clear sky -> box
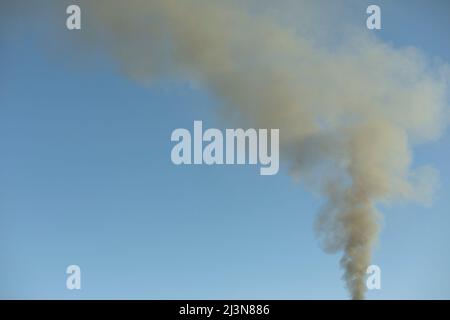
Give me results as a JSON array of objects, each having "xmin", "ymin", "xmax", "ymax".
[{"xmin": 1, "ymin": 0, "xmax": 450, "ymax": 299}]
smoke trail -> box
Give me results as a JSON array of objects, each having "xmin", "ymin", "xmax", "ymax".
[{"xmin": 81, "ymin": 0, "xmax": 448, "ymax": 298}]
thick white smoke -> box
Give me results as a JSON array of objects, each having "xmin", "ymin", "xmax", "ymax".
[{"xmin": 81, "ymin": 0, "xmax": 449, "ymax": 299}]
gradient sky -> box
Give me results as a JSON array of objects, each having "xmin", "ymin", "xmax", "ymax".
[{"xmin": 1, "ymin": 0, "xmax": 450, "ymax": 299}]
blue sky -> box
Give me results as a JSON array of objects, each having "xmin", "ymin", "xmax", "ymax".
[{"xmin": 1, "ymin": 0, "xmax": 450, "ymax": 299}]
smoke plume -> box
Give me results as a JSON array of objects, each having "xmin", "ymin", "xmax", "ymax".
[{"xmin": 80, "ymin": 0, "xmax": 448, "ymax": 299}]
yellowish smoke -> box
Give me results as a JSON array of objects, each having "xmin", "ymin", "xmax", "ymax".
[{"xmin": 81, "ymin": 0, "xmax": 449, "ymax": 299}]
